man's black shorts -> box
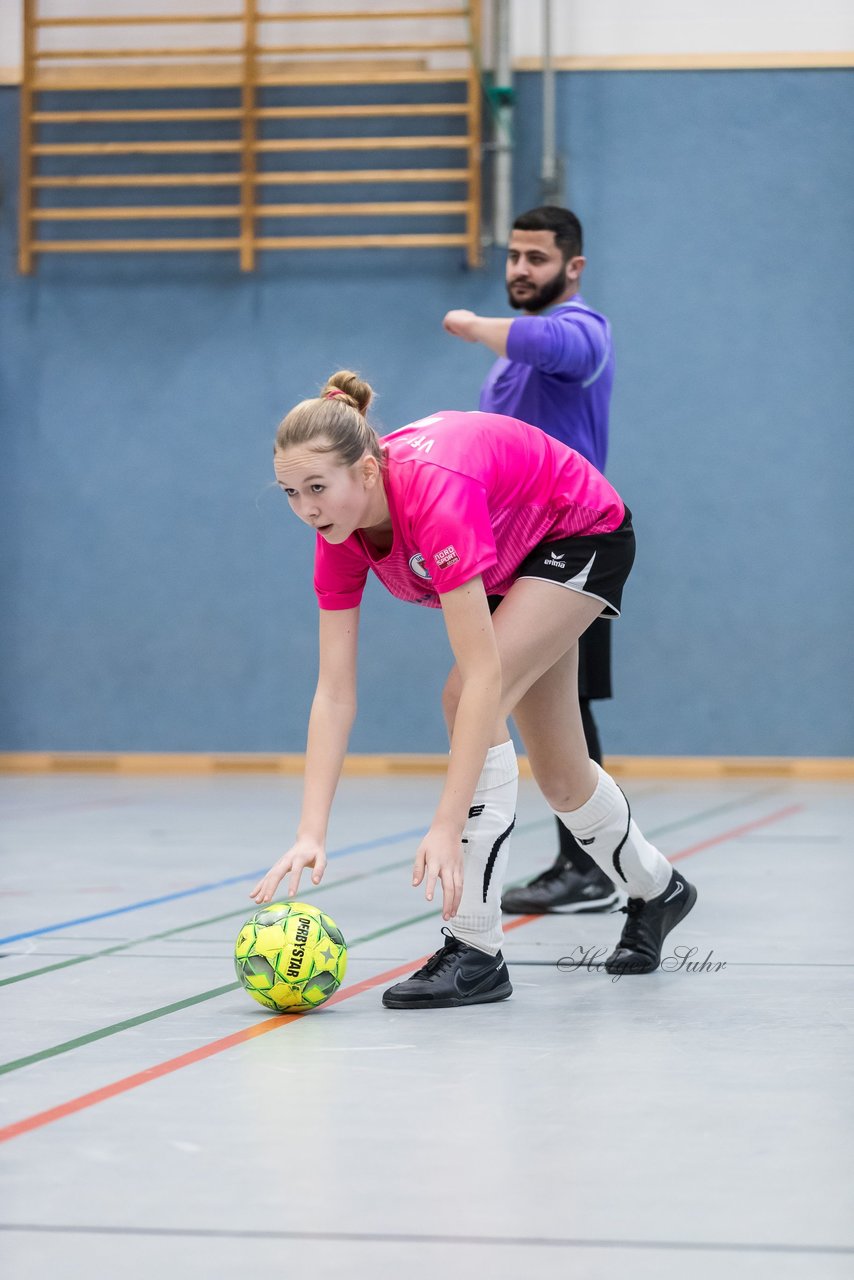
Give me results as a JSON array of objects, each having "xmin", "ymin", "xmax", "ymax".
[{"xmin": 486, "ymin": 508, "xmax": 635, "ymax": 698}]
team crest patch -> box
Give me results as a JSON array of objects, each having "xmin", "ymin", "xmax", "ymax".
[
  {"xmin": 409, "ymin": 553, "xmax": 432, "ymax": 581},
  {"xmin": 434, "ymin": 545, "xmax": 460, "ymax": 569}
]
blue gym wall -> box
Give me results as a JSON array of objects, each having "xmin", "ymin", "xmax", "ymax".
[{"xmin": 2, "ymin": 70, "xmax": 853, "ymax": 755}]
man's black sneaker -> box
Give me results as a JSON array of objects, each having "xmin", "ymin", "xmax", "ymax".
[
  {"xmin": 501, "ymin": 859, "xmax": 619, "ymax": 915},
  {"xmin": 382, "ymin": 930, "xmax": 512, "ymax": 1009},
  {"xmin": 604, "ymin": 869, "xmax": 698, "ymax": 974}
]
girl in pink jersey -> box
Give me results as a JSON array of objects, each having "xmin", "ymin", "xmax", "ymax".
[{"xmin": 251, "ymin": 370, "xmax": 697, "ymax": 1007}]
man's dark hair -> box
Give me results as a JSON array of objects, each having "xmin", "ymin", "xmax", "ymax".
[{"xmin": 512, "ymin": 206, "xmax": 583, "ymax": 260}]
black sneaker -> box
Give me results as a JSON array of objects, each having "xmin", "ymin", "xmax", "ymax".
[
  {"xmin": 501, "ymin": 859, "xmax": 619, "ymax": 915},
  {"xmin": 382, "ymin": 930, "xmax": 513, "ymax": 1009},
  {"xmin": 604, "ymin": 869, "xmax": 698, "ymax": 974}
]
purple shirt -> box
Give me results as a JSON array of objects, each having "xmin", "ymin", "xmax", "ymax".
[{"xmin": 478, "ymin": 295, "xmax": 614, "ymax": 473}]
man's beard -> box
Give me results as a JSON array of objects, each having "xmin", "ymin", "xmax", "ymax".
[{"xmin": 506, "ymin": 264, "xmax": 568, "ymax": 312}]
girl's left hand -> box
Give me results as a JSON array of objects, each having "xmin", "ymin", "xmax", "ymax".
[{"xmin": 412, "ymin": 824, "xmax": 464, "ymax": 920}]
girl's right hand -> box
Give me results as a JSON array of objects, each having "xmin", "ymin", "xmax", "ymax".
[{"xmin": 249, "ymin": 837, "xmax": 327, "ymax": 905}]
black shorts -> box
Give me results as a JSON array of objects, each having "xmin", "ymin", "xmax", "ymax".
[{"xmin": 515, "ymin": 507, "xmax": 635, "ymax": 618}]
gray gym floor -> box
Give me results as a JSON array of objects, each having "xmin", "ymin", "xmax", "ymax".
[{"xmin": 1, "ymin": 772, "xmax": 852, "ymax": 1279}]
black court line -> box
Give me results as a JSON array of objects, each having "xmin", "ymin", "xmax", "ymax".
[
  {"xmin": 0, "ymin": 1223, "xmax": 850, "ymax": 1256},
  {"xmin": 710, "ymin": 961, "xmax": 854, "ymax": 968},
  {"xmin": 504, "ymin": 959, "xmax": 854, "ymax": 969},
  {"xmin": 0, "ymin": 799, "xmax": 814, "ymax": 1141}
]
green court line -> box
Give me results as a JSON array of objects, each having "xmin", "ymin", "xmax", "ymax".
[
  {"xmin": 0, "ymin": 816, "xmax": 555, "ymax": 989},
  {"xmin": 640, "ymin": 786, "xmax": 779, "ymax": 838},
  {"xmin": 0, "ymin": 901, "xmax": 460, "ymax": 1078},
  {"xmin": 0, "ymin": 855, "xmax": 414, "ymax": 989},
  {"xmin": 0, "ymin": 788, "xmax": 779, "ymax": 1079},
  {"xmin": 0, "ymin": 789, "xmax": 770, "ymax": 991},
  {"xmin": 0, "ymin": 985, "xmax": 241, "ymax": 1077},
  {"xmin": 0, "ymin": 788, "xmax": 763, "ymax": 1080},
  {"xmin": 0, "ymin": 789, "xmax": 783, "ymax": 1078}
]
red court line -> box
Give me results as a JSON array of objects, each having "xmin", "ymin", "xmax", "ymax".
[
  {"xmin": 0, "ymin": 803, "xmax": 802, "ymax": 1145},
  {"xmin": 669, "ymin": 803, "xmax": 803, "ymax": 862},
  {"xmin": 0, "ymin": 957, "xmax": 427, "ymax": 1145}
]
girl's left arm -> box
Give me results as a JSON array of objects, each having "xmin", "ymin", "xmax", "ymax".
[{"xmin": 413, "ymin": 575, "xmax": 502, "ymax": 918}]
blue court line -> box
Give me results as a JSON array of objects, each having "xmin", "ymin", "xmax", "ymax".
[{"xmin": 0, "ymin": 827, "xmax": 426, "ymax": 946}]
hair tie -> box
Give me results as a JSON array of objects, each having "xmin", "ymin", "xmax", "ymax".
[{"xmin": 323, "ymin": 389, "xmax": 350, "ymax": 401}]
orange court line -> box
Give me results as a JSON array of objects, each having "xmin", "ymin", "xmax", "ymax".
[
  {"xmin": 669, "ymin": 804, "xmax": 803, "ymax": 862},
  {"xmin": 0, "ymin": 804, "xmax": 802, "ymax": 1144},
  {"xmin": 0, "ymin": 956, "xmax": 427, "ymax": 1145},
  {"xmin": 0, "ymin": 921, "xmax": 537, "ymax": 1145}
]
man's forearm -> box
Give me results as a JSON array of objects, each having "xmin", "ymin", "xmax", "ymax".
[
  {"xmin": 443, "ymin": 309, "xmax": 513, "ymax": 357},
  {"xmin": 467, "ymin": 316, "xmax": 513, "ymax": 357}
]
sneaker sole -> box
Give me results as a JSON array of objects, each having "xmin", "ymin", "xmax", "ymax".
[
  {"xmin": 501, "ymin": 891, "xmax": 620, "ymax": 916},
  {"xmin": 382, "ymin": 981, "xmax": 513, "ymax": 1010},
  {"xmin": 604, "ymin": 882, "xmax": 698, "ymax": 975}
]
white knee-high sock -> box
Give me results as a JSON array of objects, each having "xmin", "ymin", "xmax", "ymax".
[
  {"xmin": 555, "ymin": 762, "xmax": 672, "ymax": 900},
  {"xmin": 450, "ymin": 740, "xmax": 518, "ymax": 956}
]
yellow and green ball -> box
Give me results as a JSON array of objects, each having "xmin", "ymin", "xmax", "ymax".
[{"xmin": 234, "ymin": 902, "xmax": 347, "ymax": 1013}]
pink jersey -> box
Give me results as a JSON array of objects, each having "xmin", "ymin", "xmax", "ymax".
[{"xmin": 314, "ymin": 410, "xmax": 625, "ymax": 610}]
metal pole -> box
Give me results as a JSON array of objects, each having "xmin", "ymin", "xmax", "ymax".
[
  {"xmin": 540, "ymin": 0, "xmax": 562, "ymax": 204},
  {"xmin": 492, "ymin": 0, "xmax": 513, "ymax": 244}
]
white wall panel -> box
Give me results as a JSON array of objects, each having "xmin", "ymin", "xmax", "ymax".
[
  {"xmin": 3, "ymin": 0, "xmax": 854, "ymax": 82},
  {"xmin": 511, "ymin": 0, "xmax": 854, "ymax": 61}
]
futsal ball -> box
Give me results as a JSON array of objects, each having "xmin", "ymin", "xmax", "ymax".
[{"xmin": 234, "ymin": 902, "xmax": 347, "ymax": 1013}]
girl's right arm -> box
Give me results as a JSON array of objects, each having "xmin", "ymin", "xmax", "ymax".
[{"xmin": 250, "ymin": 607, "xmax": 360, "ymax": 904}]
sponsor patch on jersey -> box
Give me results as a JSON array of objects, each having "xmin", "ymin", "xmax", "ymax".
[
  {"xmin": 409, "ymin": 553, "xmax": 432, "ymax": 581},
  {"xmin": 434, "ymin": 545, "xmax": 460, "ymax": 569}
]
